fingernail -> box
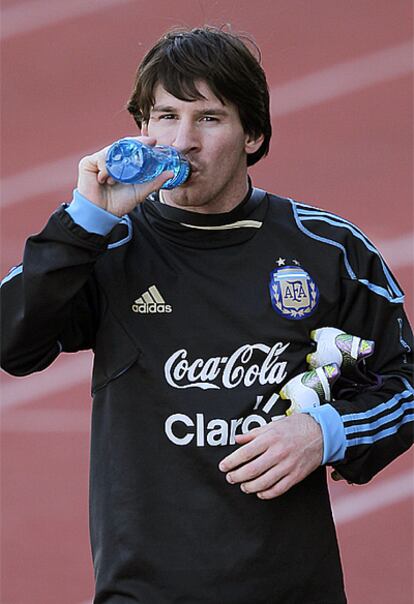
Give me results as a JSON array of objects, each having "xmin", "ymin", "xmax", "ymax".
[
  {"xmin": 240, "ymin": 484, "xmax": 248, "ymax": 493},
  {"xmin": 219, "ymin": 462, "xmax": 227, "ymax": 472},
  {"xmin": 226, "ymin": 474, "xmax": 234, "ymax": 484}
]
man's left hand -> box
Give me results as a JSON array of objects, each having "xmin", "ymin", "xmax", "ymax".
[{"xmin": 218, "ymin": 413, "xmax": 323, "ymax": 500}]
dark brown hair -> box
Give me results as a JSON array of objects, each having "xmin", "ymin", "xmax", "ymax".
[{"xmin": 127, "ymin": 26, "xmax": 271, "ymax": 166}]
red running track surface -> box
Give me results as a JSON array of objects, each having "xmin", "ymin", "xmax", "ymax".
[{"xmin": 1, "ymin": 1, "xmax": 413, "ymax": 602}]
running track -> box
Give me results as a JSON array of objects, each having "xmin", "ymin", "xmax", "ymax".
[{"xmin": 1, "ymin": 1, "xmax": 413, "ymax": 603}]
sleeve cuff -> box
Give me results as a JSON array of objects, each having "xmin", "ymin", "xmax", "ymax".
[
  {"xmin": 303, "ymin": 404, "xmax": 347, "ymax": 465},
  {"xmin": 65, "ymin": 189, "xmax": 122, "ymax": 235}
]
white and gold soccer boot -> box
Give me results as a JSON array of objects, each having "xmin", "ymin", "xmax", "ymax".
[
  {"xmin": 280, "ymin": 363, "xmax": 340, "ymax": 415},
  {"xmin": 306, "ymin": 327, "xmax": 375, "ymax": 372}
]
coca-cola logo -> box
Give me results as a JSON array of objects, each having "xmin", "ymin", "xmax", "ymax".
[{"xmin": 164, "ymin": 342, "xmax": 290, "ymax": 390}]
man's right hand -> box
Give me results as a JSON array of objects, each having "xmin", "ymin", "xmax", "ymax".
[{"xmin": 77, "ymin": 136, "xmax": 174, "ymax": 217}]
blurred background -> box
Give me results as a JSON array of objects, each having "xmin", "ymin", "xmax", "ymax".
[{"xmin": 1, "ymin": 1, "xmax": 413, "ymax": 602}]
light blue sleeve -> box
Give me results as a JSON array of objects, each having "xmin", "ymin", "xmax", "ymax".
[
  {"xmin": 65, "ymin": 189, "xmax": 122, "ymax": 235},
  {"xmin": 304, "ymin": 404, "xmax": 347, "ymax": 464}
]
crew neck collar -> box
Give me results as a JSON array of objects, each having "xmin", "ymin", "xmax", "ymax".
[
  {"xmin": 148, "ymin": 181, "xmax": 262, "ymax": 227},
  {"xmin": 141, "ymin": 182, "xmax": 268, "ymax": 249}
]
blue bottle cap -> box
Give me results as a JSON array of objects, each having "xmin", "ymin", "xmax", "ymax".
[{"xmin": 106, "ymin": 138, "xmax": 144, "ymax": 184}]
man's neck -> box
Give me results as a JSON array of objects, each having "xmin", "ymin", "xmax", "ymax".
[{"xmin": 159, "ymin": 177, "xmax": 250, "ymax": 214}]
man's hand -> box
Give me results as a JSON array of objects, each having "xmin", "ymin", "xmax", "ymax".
[
  {"xmin": 77, "ymin": 136, "xmax": 173, "ymax": 217},
  {"xmin": 218, "ymin": 414, "xmax": 323, "ymax": 500}
]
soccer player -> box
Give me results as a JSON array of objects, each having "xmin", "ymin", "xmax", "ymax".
[{"xmin": 1, "ymin": 26, "xmax": 413, "ymax": 603}]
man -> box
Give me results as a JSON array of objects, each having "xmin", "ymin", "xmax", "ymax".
[{"xmin": 1, "ymin": 26, "xmax": 413, "ymax": 604}]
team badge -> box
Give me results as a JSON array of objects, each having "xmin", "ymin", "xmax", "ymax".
[{"xmin": 269, "ymin": 263, "xmax": 319, "ymax": 320}]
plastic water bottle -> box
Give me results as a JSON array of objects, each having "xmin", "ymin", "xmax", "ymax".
[{"xmin": 106, "ymin": 138, "xmax": 191, "ymax": 190}]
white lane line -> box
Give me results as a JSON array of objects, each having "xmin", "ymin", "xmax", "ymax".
[
  {"xmin": 1, "ymin": 409, "xmax": 91, "ymax": 432},
  {"xmin": 1, "ymin": 351, "xmax": 92, "ymax": 410},
  {"xmin": 1, "ymin": 151, "xmax": 93, "ymax": 209},
  {"xmin": 0, "ymin": 145, "xmax": 92, "ymax": 210},
  {"xmin": 1, "ymin": 41, "xmax": 412, "ymax": 210},
  {"xmin": 271, "ymin": 41, "xmax": 413, "ymax": 116},
  {"xmin": 378, "ymin": 233, "xmax": 414, "ymax": 270},
  {"xmin": 1, "ymin": 0, "xmax": 135, "ymax": 40},
  {"xmin": 374, "ymin": 234, "xmax": 413, "ymax": 270},
  {"xmin": 332, "ymin": 469, "xmax": 414, "ymax": 525}
]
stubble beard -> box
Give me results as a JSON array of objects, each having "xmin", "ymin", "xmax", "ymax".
[{"xmin": 162, "ymin": 164, "xmax": 249, "ymax": 214}]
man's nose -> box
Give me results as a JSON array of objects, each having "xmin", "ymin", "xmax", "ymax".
[{"xmin": 172, "ymin": 120, "xmax": 200, "ymax": 155}]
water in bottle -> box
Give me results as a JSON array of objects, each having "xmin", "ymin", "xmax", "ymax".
[{"xmin": 106, "ymin": 138, "xmax": 191, "ymax": 189}]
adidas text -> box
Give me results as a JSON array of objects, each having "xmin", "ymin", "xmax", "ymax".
[
  {"xmin": 132, "ymin": 303, "xmax": 172, "ymax": 314},
  {"xmin": 132, "ymin": 285, "xmax": 172, "ymax": 314}
]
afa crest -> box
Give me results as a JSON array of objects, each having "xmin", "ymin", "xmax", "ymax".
[{"xmin": 269, "ymin": 265, "xmax": 319, "ymax": 320}]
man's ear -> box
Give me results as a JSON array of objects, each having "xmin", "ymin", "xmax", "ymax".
[{"xmin": 245, "ymin": 132, "xmax": 265, "ymax": 156}]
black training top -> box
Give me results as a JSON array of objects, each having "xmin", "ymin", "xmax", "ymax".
[{"xmin": 1, "ymin": 188, "xmax": 413, "ymax": 603}]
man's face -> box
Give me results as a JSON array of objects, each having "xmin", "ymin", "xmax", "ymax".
[{"xmin": 142, "ymin": 81, "xmax": 263, "ymax": 213}]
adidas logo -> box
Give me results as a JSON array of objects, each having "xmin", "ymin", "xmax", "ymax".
[{"xmin": 132, "ymin": 285, "xmax": 172, "ymax": 314}]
